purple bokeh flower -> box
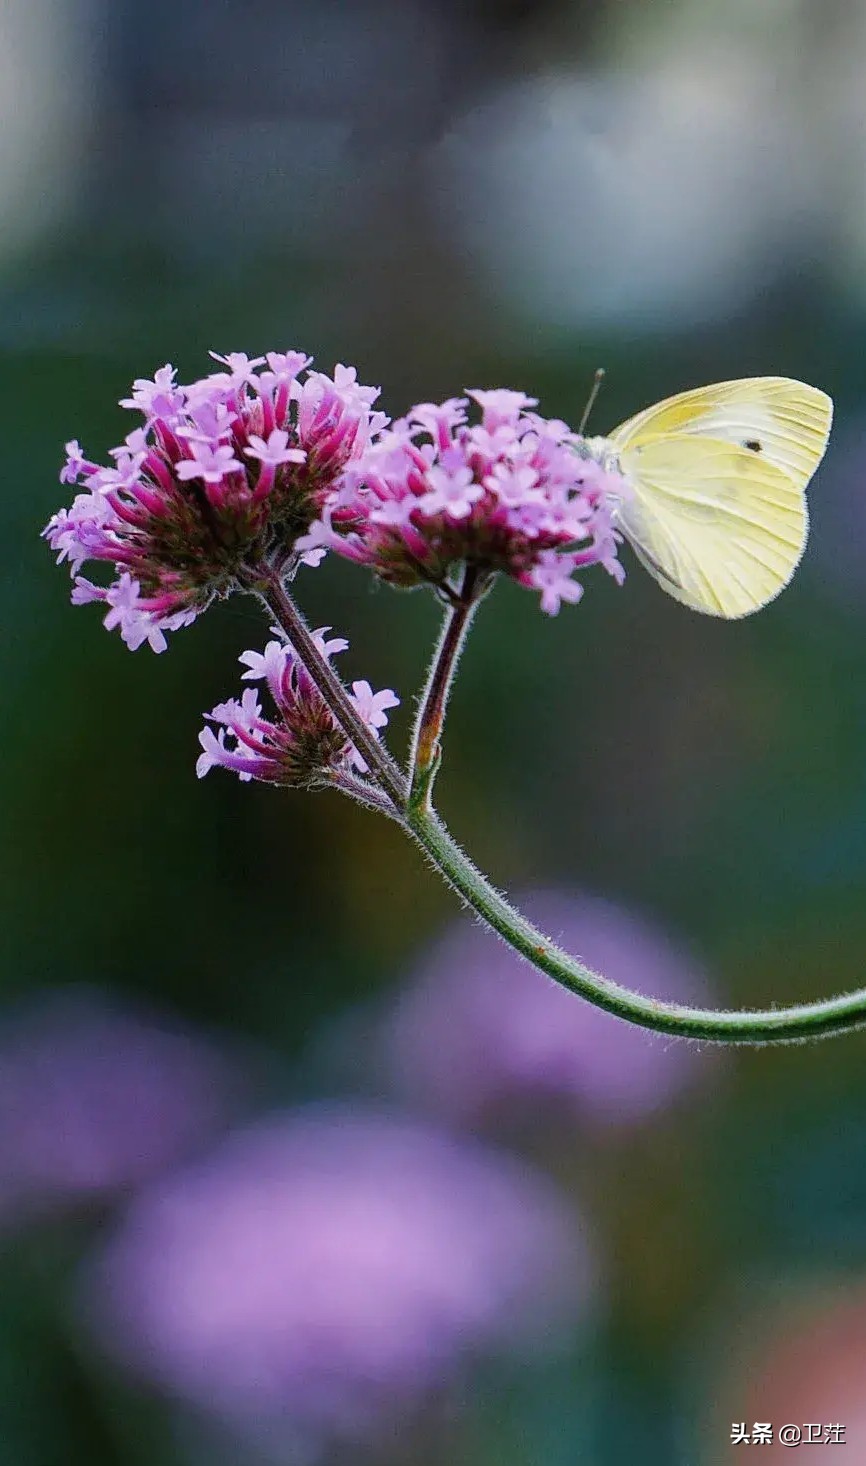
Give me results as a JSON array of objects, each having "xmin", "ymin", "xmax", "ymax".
[
  {"xmin": 43, "ymin": 353, "xmax": 386, "ymax": 652},
  {"xmin": 380, "ymin": 890, "xmax": 716, "ymax": 1128},
  {"xmin": 803, "ymin": 414, "xmax": 866, "ymax": 610},
  {"xmin": 0, "ymin": 991, "xmax": 236, "ymax": 1227},
  {"xmin": 297, "ymin": 390, "xmax": 628, "ymax": 613},
  {"xmin": 79, "ymin": 1106, "xmax": 594, "ymax": 1441},
  {"xmin": 196, "ymin": 629, "xmax": 399, "ymax": 786}
]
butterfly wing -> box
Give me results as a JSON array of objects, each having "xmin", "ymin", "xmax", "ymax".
[
  {"xmin": 607, "ymin": 378, "xmax": 831, "ymax": 617},
  {"xmin": 611, "ymin": 435, "xmax": 808, "ymax": 618},
  {"xmin": 611, "ymin": 377, "xmax": 832, "ymax": 493}
]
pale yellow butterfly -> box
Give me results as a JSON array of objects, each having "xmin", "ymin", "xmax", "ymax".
[{"xmin": 593, "ymin": 378, "xmax": 833, "ymax": 618}]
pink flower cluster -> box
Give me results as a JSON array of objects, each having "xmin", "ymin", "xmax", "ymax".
[
  {"xmin": 298, "ymin": 389, "xmax": 628, "ymax": 613},
  {"xmin": 197, "ymin": 629, "xmax": 399, "ymax": 788},
  {"xmin": 43, "ymin": 353, "xmax": 387, "ymax": 652},
  {"xmin": 81, "ymin": 1108, "xmax": 590, "ymax": 1439}
]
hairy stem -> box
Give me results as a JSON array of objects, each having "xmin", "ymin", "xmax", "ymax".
[
  {"xmin": 324, "ymin": 769, "xmax": 403, "ymax": 821},
  {"xmin": 409, "ymin": 566, "xmax": 486, "ymax": 812},
  {"xmin": 260, "ymin": 570, "xmax": 866, "ymax": 1044},
  {"xmin": 404, "ymin": 804, "xmax": 866, "ymax": 1044},
  {"xmin": 260, "ymin": 573, "xmax": 407, "ymax": 810}
]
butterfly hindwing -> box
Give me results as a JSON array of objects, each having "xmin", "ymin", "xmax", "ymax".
[{"xmin": 612, "ymin": 434, "xmax": 809, "ymax": 618}]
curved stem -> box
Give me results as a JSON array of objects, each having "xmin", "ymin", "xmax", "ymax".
[
  {"xmin": 259, "ymin": 571, "xmax": 866, "ymax": 1045},
  {"xmin": 260, "ymin": 574, "xmax": 407, "ymax": 810},
  {"xmin": 409, "ymin": 566, "xmax": 485, "ymax": 813},
  {"xmin": 405, "ymin": 804, "xmax": 866, "ymax": 1044}
]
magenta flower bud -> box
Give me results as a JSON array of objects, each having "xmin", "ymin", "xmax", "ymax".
[
  {"xmin": 43, "ymin": 353, "xmax": 387, "ymax": 651},
  {"xmin": 297, "ymin": 388, "xmax": 629, "ymax": 612}
]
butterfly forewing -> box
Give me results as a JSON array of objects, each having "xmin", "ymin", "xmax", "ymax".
[{"xmin": 610, "ymin": 377, "xmax": 832, "ymax": 494}]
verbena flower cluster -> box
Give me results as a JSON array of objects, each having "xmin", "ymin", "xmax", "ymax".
[
  {"xmin": 43, "ymin": 353, "xmax": 387, "ymax": 652},
  {"xmin": 81, "ymin": 1108, "xmax": 589, "ymax": 1439},
  {"xmin": 298, "ymin": 389, "xmax": 628, "ymax": 614},
  {"xmin": 196, "ymin": 630, "xmax": 399, "ymax": 788},
  {"xmin": 0, "ymin": 991, "xmax": 234, "ymax": 1223},
  {"xmin": 44, "ymin": 361, "xmax": 631, "ymax": 652}
]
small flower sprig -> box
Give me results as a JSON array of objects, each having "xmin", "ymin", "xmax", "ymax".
[
  {"xmin": 196, "ymin": 626, "xmax": 400, "ymax": 817},
  {"xmin": 45, "ymin": 352, "xmax": 866, "ymax": 1046}
]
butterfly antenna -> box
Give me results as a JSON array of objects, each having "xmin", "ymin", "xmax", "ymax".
[{"xmin": 578, "ymin": 367, "xmax": 605, "ymax": 435}]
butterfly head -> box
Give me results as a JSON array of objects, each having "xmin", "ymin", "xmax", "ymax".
[{"xmin": 572, "ymin": 434, "xmax": 633, "ymax": 511}]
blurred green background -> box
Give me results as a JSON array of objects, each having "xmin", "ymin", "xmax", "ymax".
[{"xmin": 5, "ymin": 0, "xmax": 866, "ymax": 1461}]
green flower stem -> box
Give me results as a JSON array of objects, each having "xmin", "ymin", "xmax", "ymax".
[
  {"xmin": 325, "ymin": 768, "xmax": 404, "ymax": 821},
  {"xmin": 266, "ymin": 572, "xmax": 866, "ymax": 1046},
  {"xmin": 408, "ymin": 566, "xmax": 485, "ymax": 813},
  {"xmin": 260, "ymin": 574, "xmax": 408, "ymax": 811},
  {"xmin": 404, "ymin": 804, "xmax": 866, "ymax": 1044}
]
